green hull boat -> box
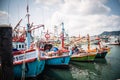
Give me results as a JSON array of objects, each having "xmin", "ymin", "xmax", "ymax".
[{"xmin": 71, "ymin": 53, "xmax": 96, "ymax": 61}]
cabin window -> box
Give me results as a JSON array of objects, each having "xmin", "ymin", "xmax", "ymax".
[
  {"xmin": 22, "ymin": 45, "xmax": 24, "ymax": 48},
  {"xmin": 19, "ymin": 45, "xmax": 21, "ymax": 48},
  {"xmin": 16, "ymin": 45, "xmax": 18, "ymax": 48}
]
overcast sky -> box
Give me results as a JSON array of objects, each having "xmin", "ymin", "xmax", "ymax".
[{"xmin": 0, "ymin": 0, "xmax": 120, "ymax": 36}]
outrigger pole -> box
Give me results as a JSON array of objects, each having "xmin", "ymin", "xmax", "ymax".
[
  {"xmin": 87, "ymin": 34, "xmax": 90, "ymax": 52},
  {"xmin": 61, "ymin": 22, "xmax": 64, "ymax": 48}
]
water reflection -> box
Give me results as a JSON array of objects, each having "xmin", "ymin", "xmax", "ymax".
[
  {"xmin": 70, "ymin": 45, "xmax": 120, "ymax": 80},
  {"xmin": 105, "ymin": 45, "xmax": 120, "ymax": 80},
  {"xmin": 39, "ymin": 66, "xmax": 74, "ymax": 80},
  {"xmin": 69, "ymin": 62, "xmax": 97, "ymax": 80},
  {"xmin": 69, "ymin": 59, "xmax": 107, "ymax": 80}
]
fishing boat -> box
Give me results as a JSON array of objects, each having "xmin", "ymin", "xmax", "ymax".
[
  {"xmin": 13, "ymin": 48, "xmax": 45, "ymax": 77},
  {"xmin": 12, "ymin": 5, "xmax": 45, "ymax": 78},
  {"xmin": 70, "ymin": 47, "xmax": 97, "ymax": 61},
  {"xmin": 95, "ymin": 40, "xmax": 110, "ymax": 58},
  {"xmin": 43, "ymin": 23, "xmax": 71, "ymax": 66},
  {"xmin": 108, "ymin": 36, "xmax": 120, "ymax": 45},
  {"xmin": 71, "ymin": 52, "xmax": 96, "ymax": 61},
  {"xmin": 44, "ymin": 48, "xmax": 71, "ymax": 66},
  {"xmin": 70, "ymin": 34, "xmax": 97, "ymax": 62},
  {"xmin": 95, "ymin": 47, "xmax": 110, "ymax": 58},
  {"xmin": 96, "ymin": 51, "xmax": 107, "ymax": 58}
]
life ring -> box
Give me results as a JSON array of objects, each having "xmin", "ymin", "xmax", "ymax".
[{"xmin": 45, "ymin": 33, "xmax": 50, "ymax": 39}]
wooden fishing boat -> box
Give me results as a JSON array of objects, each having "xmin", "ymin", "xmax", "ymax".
[
  {"xmin": 11, "ymin": 5, "xmax": 45, "ymax": 78},
  {"xmin": 44, "ymin": 49, "xmax": 71, "ymax": 66},
  {"xmin": 71, "ymin": 51, "xmax": 96, "ymax": 61},
  {"xmin": 95, "ymin": 40, "xmax": 110, "ymax": 58},
  {"xmin": 95, "ymin": 47, "xmax": 110, "ymax": 58},
  {"xmin": 43, "ymin": 23, "xmax": 71, "ymax": 66},
  {"xmin": 96, "ymin": 51, "xmax": 107, "ymax": 58},
  {"xmin": 13, "ymin": 49, "xmax": 45, "ymax": 77},
  {"xmin": 45, "ymin": 54, "xmax": 71, "ymax": 66},
  {"xmin": 70, "ymin": 34, "xmax": 97, "ymax": 61}
]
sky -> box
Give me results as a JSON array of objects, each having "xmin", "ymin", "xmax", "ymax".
[{"xmin": 0, "ymin": 0, "xmax": 120, "ymax": 36}]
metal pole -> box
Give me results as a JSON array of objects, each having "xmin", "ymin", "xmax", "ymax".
[{"xmin": 0, "ymin": 25, "xmax": 14, "ymax": 80}]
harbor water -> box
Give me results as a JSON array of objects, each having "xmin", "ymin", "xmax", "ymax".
[{"xmin": 38, "ymin": 45, "xmax": 120, "ymax": 80}]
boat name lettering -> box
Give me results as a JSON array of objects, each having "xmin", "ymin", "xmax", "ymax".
[{"xmin": 13, "ymin": 51, "xmax": 36, "ymax": 62}]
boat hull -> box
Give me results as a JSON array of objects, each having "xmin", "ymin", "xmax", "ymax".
[
  {"xmin": 45, "ymin": 55, "xmax": 70, "ymax": 66},
  {"xmin": 14, "ymin": 59, "xmax": 45, "ymax": 77},
  {"xmin": 95, "ymin": 52, "xmax": 107, "ymax": 58},
  {"xmin": 70, "ymin": 53, "xmax": 96, "ymax": 61}
]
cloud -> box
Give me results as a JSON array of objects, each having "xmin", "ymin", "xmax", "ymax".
[
  {"xmin": 0, "ymin": 11, "xmax": 9, "ymax": 24},
  {"xmin": 0, "ymin": 11, "xmax": 8, "ymax": 18},
  {"xmin": 59, "ymin": 0, "xmax": 110, "ymax": 15},
  {"xmin": 35, "ymin": 0, "xmax": 63, "ymax": 6},
  {"xmin": 50, "ymin": 0, "xmax": 120, "ymax": 36}
]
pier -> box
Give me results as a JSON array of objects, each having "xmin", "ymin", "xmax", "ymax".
[{"xmin": 0, "ymin": 25, "xmax": 14, "ymax": 80}]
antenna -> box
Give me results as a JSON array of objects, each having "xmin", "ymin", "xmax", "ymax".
[
  {"xmin": 26, "ymin": 4, "xmax": 30, "ymax": 24},
  {"xmin": 25, "ymin": 0, "xmax": 30, "ymax": 24}
]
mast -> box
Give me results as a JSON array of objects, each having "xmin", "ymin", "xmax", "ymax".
[
  {"xmin": 45, "ymin": 30, "xmax": 50, "ymax": 41},
  {"xmin": 61, "ymin": 22, "xmax": 64, "ymax": 48},
  {"xmin": 87, "ymin": 34, "xmax": 90, "ymax": 51},
  {"xmin": 26, "ymin": 4, "xmax": 31, "ymax": 49},
  {"xmin": 54, "ymin": 25, "xmax": 58, "ymax": 40}
]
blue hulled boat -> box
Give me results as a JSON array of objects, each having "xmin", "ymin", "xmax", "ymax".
[
  {"xmin": 45, "ymin": 50, "xmax": 71, "ymax": 66},
  {"xmin": 45, "ymin": 56, "xmax": 70, "ymax": 66},
  {"xmin": 13, "ymin": 49, "xmax": 45, "ymax": 77},
  {"xmin": 12, "ymin": 5, "xmax": 45, "ymax": 78},
  {"xmin": 43, "ymin": 22, "xmax": 71, "ymax": 66}
]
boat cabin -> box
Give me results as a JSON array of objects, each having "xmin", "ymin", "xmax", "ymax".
[{"xmin": 13, "ymin": 42, "xmax": 25, "ymax": 50}]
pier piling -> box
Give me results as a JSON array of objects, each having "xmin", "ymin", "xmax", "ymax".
[{"xmin": 0, "ymin": 25, "xmax": 14, "ymax": 80}]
